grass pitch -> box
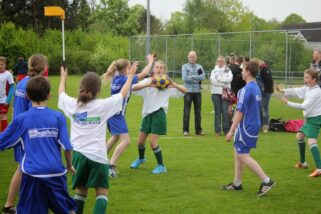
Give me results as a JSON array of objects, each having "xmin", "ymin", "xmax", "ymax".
[{"xmin": 0, "ymin": 76, "xmax": 320, "ymax": 213}]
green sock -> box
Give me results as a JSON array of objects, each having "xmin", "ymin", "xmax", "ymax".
[
  {"xmin": 74, "ymin": 194, "xmax": 86, "ymax": 214},
  {"xmin": 310, "ymin": 143, "xmax": 321, "ymax": 169},
  {"xmin": 93, "ymin": 195, "xmax": 108, "ymax": 214},
  {"xmin": 138, "ymin": 145, "xmax": 145, "ymax": 160},
  {"xmin": 153, "ymin": 146, "xmax": 163, "ymax": 166},
  {"xmin": 297, "ymin": 140, "xmax": 305, "ymax": 163}
]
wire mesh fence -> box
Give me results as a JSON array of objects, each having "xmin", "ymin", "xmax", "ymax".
[{"xmin": 129, "ymin": 29, "xmax": 321, "ymax": 87}]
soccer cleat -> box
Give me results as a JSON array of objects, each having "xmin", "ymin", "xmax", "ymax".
[
  {"xmin": 109, "ymin": 165, "xmax": 118, "ymax": 178},
  {"xmin": 257, "ymin": 179, "xmax": 275, "ymax": 196},
  {"xmin": 262, "ymin": 125, "xmax": 269, "ymax": 133},
  {"xmin": 295, "ymin": 162, "xmax": 308, "ymax": 169},
  {"xmin": 130, "ymin": 158, "xmax": 146, "ymax": 169},
  {"xmin": 222, "ymin": 183, "xmax": 243, "ymax": 191},
  {"xmin": 2, "ymin": 206, "xmax": 16, "ymax": 214},
  {"xmin": 183, "ymin": 131, "xmax": 189, "ymax": 136},
  {"xmin": 308, "ymin": 169, "xmax": 321, "ymax": 177},
  {"xmin": 151, "ymin": 164, "xmax": 167, "ymax": 174},
  {"xmin": 196, "ymin": 131, "xmax": 206, "ymax": 136}
]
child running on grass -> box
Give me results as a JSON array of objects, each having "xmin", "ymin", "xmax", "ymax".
[
  {"xmin": 102, "ymin": 54, "xmax": 155, "ymax": 177},
  {"xmin": 224, "ymin": 61, "xmax": 275, "ymax": 196},
  {"xmin": 58, "ymin": 63, "xmax": 138, "ymax": 214},
  {"xmin": 2, "ymin": 54, "xmax": 47, "ymax": 214},
  {"xmin": 0, "ymin": 56, "xmax": 15, "ymax": 133},
  {"xmin": 0, "ymin": 76, "xmax": 76, "ymax": 214},
  {"xmin": 276, "ymin": 68, "xmax": 321, "ymax": 177},
  {"xmin": 130, "ymin": 60, "xmax": 187, "ymax": 174}
]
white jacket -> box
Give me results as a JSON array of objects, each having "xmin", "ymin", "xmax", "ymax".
[{"xmin": 210, "ymin": 65, "xmax": 233, "ymax": 94}]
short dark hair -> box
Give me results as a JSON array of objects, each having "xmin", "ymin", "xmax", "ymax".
[
  {"xmin": 244, "ymin": 61, "xmax": 259, "ymax": 77},
  {"xmin": 26, "ymin": 76, "xmax": 50, "ymax": 102}
]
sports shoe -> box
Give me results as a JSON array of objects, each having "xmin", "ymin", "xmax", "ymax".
[
  {"xmin": 308, "ymin": 169, "xmax": 321, "ymax": 177},
  {"xmin": 109, "ymin": 165, "xmax": 118, "ymax": 177},
  {"xmin": 295, "ymin": 162, "xmax": 308, "ymax": 169},
  {"xmin": 263, "ymin": 125, "xmax": 269, "ymax": 133},
  {"xmin": 151, "ymin": 164, "xmax": 167, "ymax": 174},
  {"xmin": 2, "ymin": 206, "xmax": 16, "ymax": 214},
  {"xmin": 183, "ymin": 131, "xmax": 189, "ymax": 136},
  {"xmin": 222, "ymin": 183, "xmax": 243, "ymax": 191},
  {"xmin": 257, "ymin": 179, "xmax": 275, "ymax": 196},
  {"xmin": 196, "ymin": 131, "xmax": 205, "ymax": 136},
  {"xmin": 130, "ymin": 158, "xmax": 146, "ymax": 169}
]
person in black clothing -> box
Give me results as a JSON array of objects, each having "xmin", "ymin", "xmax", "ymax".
[
  {"xmin": 258, "ymin": 59, "xmax": 274, "ymax": 133},
  {"xmin": 311, "ymin": 50, "xmax": 321, "ymax": 86},
  {"xmin": 13, "ymin": 57, "xmax": 28, "ymax": 82}
]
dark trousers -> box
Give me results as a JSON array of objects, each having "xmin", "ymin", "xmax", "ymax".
[{"xmin": 183, "ymin": 92, "xmax": 202, "ymax": 134}]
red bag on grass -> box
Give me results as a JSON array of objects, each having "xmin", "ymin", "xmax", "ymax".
[{"xmin": 284, "ymin": 120, "xmax": 304, "ymax": 132}]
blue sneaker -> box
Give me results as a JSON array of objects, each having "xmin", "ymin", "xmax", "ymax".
[
  {"xmin": 151, "ymin": 164, "xmax": 167, "ymax": 174},
  {"xmin": 130, "ymin": 158, "xmax": 146, "ymax": 169}
]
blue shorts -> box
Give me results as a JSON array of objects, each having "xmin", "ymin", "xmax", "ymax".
[
  {"xmin": 234, "ymin": 141, "xmax": 252, "ymax": 154},
  {"xmin": 107, "ymin": 114, "xmax": 128, "ymax": 135},
  {"xmin": 17, "ymin": 174, "xmax": 76, "ymax": 214},
  {"xmin": 234, "ymin": 128, "xmax": 257, "ymax": 154}
]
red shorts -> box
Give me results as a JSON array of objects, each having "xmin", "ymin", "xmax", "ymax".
[
  {"xmin": 17, "ymin": 74, "xmax": 27, "ymax": 82},
  {"xmin": 0, "ymin": 104, "xmax": 9, "ymax": 114}
]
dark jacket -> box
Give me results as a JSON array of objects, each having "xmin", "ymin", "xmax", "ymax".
[
  {"xmin": 259, "ymin": 64, "xmax": 274, "ymax": 94},
  {"xmin": 229, "ymin": 64, "xmax": 246, "ymax": 95}
]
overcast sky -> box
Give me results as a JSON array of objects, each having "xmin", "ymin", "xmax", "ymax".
[{"xmin": 128, "ymin": 0, "xmax": 320, "ymax": 23}]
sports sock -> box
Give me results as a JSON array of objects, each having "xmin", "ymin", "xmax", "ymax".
[
  {"xmin": 138, "ymin": 145, "xmax": 145, "ymax": 160},
  {"xmin": 74, "ymin": 194, "xmax": 86, "ymax": 214},
  {"xmin": 1, "ymin": 119, "xmax": 8, "ymax": 132},
  {"xmin": 263, "ymin": 177, "xmax": 270, "ymax": 184},
  {"xmin": 309, "ymin": 143, "xmax": 321, "ymax": 169},
  {"xmin": 234, "ymin": 180, "xmax": 242, "ymax": 186},
  {"xmin": 153, "ymin": 146, "xmax": 163, "ymax": 166},
  {"xmin": 297, "ymin": 140, "xmax": 305, "ymax": 163},
  {"xmin": 93, "ymin": 195, "xmax": 108, "ymax": 214}
]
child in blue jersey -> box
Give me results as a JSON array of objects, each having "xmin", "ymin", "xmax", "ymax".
[
  {"xmin": 0, "ymin": 56, "xmax": 15, "ymax": 133},
  {"xmin": 102, "ymin": 54, "xmax": 155, "ymax": 177},
  {"xmin": 0, "ymin": 76, "xmax": 76, "ymax": 214},
  {"xmin": 130, "ymin": 60, "xmax": 188, "ymax": 174},
  {"xmin": 2, "ymin": 54, "xmax": 48, "ymax": 214},
  {"xmin": 276, "ymin": 68, "xmax": 321, "ymax": 177},
  {"xmin": 58, "ymin": 63, "xmax": 138, "ymax": 214},
  {"xmin": 223, "ymin": 61, "xmax": 275, "ymax": 196}
]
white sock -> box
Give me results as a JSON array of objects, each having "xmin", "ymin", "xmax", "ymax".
[
  {"xmin": 263, "ymin": 177, "xmax": 270, "ymax": 184},
  {"xmin": 234, "ymin": 180, "xmax": 242, "ymax": 186}
]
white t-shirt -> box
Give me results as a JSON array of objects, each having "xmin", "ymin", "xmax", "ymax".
[
  {"xmin": 0, "ymin": 71, "xmax": 15, "ymax": 103},
  {"xmin": 58, "ymin": 92, "xmax": 123, "ymax": 164},
  {"xmin": 132, "ymin": 78, "xmax": 184, "ymax": 117}
]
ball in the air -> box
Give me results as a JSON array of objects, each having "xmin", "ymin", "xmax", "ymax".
[{"xmin": 152, "ymin": 75, "xmax": 171, "ymax": 90}]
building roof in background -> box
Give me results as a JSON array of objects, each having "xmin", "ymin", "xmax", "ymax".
[{"xmin": 283, "ymin": 22, "xmax": 321, "ymax": 42}]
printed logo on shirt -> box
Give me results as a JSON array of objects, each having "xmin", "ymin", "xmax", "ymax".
[
  {"xmin": 255, "ymin": 95, "xmax": 261, "ymax": 102},
  {"xmin": 15, "ymin": 90, "xmax": 26, "ymax": 98},
  {"xmin": 72, "ymin": 112, "xmax": 101, "ymax": 125},
  {"xmin": 29, "ymin": 128, "xmax": 58, "ymax": 139}
]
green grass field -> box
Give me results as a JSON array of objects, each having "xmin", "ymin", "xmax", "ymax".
[{"xmin": 1, "ymin": 76, "xmax": 320, "ymax": 214}]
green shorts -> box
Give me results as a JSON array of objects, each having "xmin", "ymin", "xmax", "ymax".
[
  {"xmin": 72, "ymin": 151, "xmax": 109, "ymax": 189},
  {"xmin": 299, "ymin": 116, "xmax": 321, "ymax": 139},
  {"xmin": 140, "ymin": 108, "xmax": 167, "ymax": 135}
]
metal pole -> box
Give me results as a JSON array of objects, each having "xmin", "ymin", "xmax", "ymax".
[
  {"xmin": 146, "ymin": 0, "xmax": 150, "ymax": 55},
  {"xmin": 285, "ymin": 30, "xmax": 288, "ymax": 86},
  {"xmin": 249, "ymin": 31, "xmax": 252, "ymax": 59},
  {"xmin": 62, "ymin": 19, "xmax": 65, "ymax": 62}
]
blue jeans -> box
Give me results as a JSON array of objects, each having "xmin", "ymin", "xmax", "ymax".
[
  {"xmin": 212, "ymin": 94, "xmax": 230, "ymax": 134},
  {"xmin": 261, "ymin": 92, "xmax": 271, "ymax": 126},
  {"xmin": 183, "ymin": 93, "xmax": 202, "ymax": 134}
]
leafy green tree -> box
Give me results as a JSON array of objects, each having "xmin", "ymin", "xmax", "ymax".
[
  {"xmin": 165, "ymin": 12, "xmax": 189, "ymax": 34},
  {"xmin": 282, "ymin": 13, "xmax": 306, "ymax": 27}
]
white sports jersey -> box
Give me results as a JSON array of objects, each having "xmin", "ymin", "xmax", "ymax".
[
  {"xmin": 0, "ymin": 70, "xmax": 14, "ymax": 103},
  {"xmin": 58, "ymin": 92, "xmax": 123, "ymax": 164}
]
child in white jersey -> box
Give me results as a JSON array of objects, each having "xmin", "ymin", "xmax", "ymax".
[
  {"xmin": 130, "ymin": 60, "xmax": 187, "ymax": 174},
  {"xmin": 276, "ymin": 68, "xmax": 321, "ymax": 177},
  {"xmin": 58, "ymin": 62, "xmax": 138, "ymax": 214}
]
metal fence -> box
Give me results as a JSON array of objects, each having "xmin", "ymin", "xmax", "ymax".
[{"xmin": 129, "ymin": 29, "xmax": 321, "ymax": 86}]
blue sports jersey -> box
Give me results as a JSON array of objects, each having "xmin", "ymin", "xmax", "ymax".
[
  {"xmin": 0, "ymin": 107, "xmax": 72, "ymax": 177},
  {"xmin": 235, "ymin": 81, "xmax": 262, "ymax": 147},
  {"xmin": 13, "ymin": 76, "xmax": 32, "ymax": 118},
  {"xmin": 110, "ymin": 74, "xmax": 138, "ymax": 115}
]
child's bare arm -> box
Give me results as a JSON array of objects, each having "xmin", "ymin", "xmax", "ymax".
[
  {"xmin": 169, "ymin": 81, "xmax": 188, "ymax": 93},
  {"xmin": 137, "ymin": 54, "xmax": 155, "ymax": 80},
  {"xmin": 59, "ymin": 66, "xmax": 68, "ymax": 95},
  {"xmin": 64, "ymin": 150, "xmax": 75, "ymax": 175}
]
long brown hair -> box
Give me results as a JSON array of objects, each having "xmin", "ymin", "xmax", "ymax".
[
  {"xmin": 102, "ymin": 59, "xmax": 130, "ymax": 84},
  {"xmin": 28, "ymin": 54, "xmax": 48, "ymax": 77},
  {"xmin": 77, "ymin": 72, "xmax": 101, "ymax": 106}
]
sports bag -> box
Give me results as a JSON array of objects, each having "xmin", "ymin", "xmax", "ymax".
[
  {"xmin": 284, "ymin": 120, "xmax": 304, "ymax": 132},
  {"xmin": 269, "ymin": 118, "xmax": 285, "ymax": 132}
]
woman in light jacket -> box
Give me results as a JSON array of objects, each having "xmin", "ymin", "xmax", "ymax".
[{"xmin": 210, "ymin": 56, "xmax": 233, "ymax": 135}]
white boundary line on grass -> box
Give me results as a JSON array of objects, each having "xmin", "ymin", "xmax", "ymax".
[{"xmin": 130, "ymin": 136, "xmax": 194, "ymax": 140}]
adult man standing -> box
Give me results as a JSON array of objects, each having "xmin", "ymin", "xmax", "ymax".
[
  {"xmin": 311, "ymin": 50, "xmax": 321, "ymax": 86},
  {"xmin": 182, "ymin": 51, "xmax": 205, "ymax": 136}
]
